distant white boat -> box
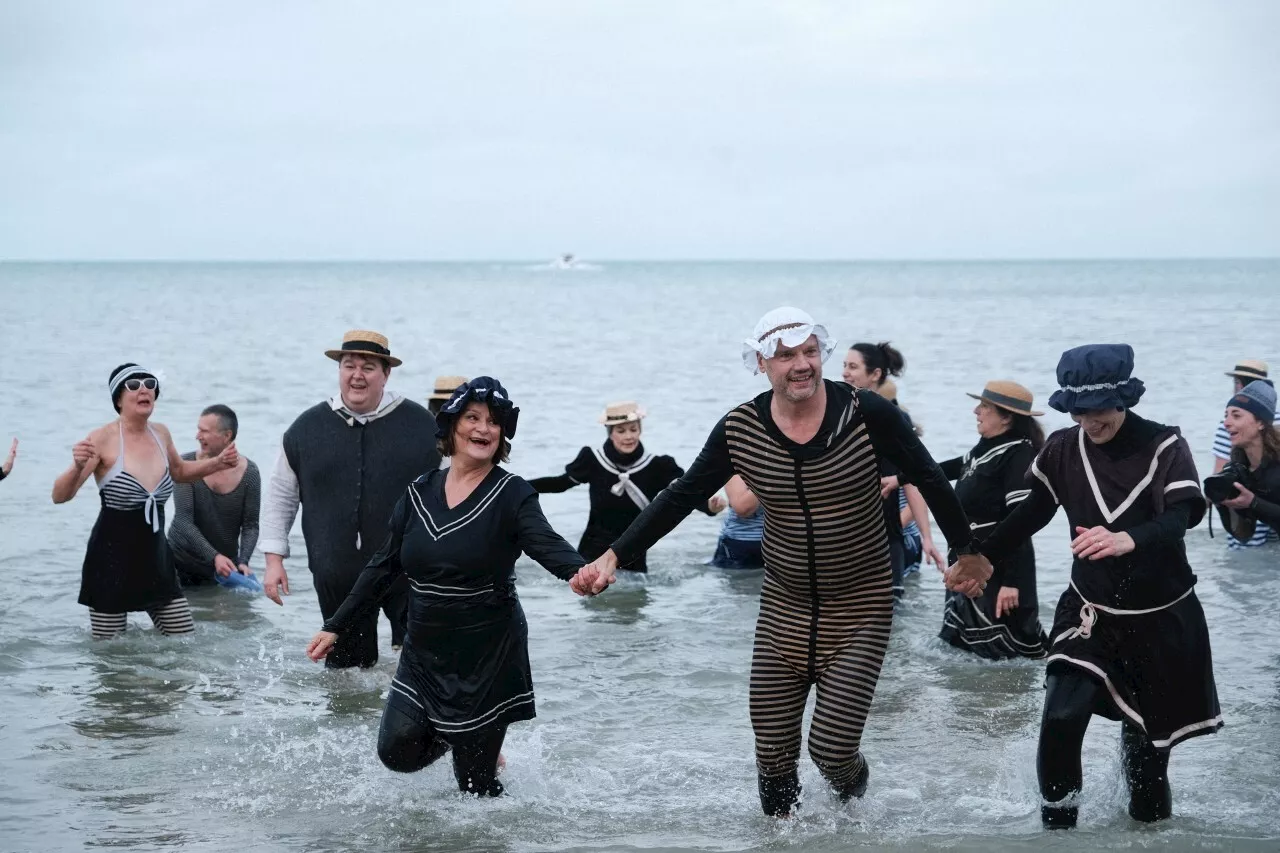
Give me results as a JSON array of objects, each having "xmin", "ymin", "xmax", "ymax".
[{"xmin": 526, "ymin": 253, "xmax": 602, "ymax": 272}]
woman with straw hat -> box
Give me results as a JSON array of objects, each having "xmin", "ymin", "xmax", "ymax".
[
  {"xmin": 530, "ymin": 402, "xmax": 725, "ymax": 573},
  {"xmin": 936, "ymin": 380, "xmax": 1049, "ymax": 660}
]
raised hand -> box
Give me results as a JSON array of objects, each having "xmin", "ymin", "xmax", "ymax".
[
  {"xmin": 306, "ymin": 630, "xmax": 338, "ymax": 662},
  {"xmin": 944, "ymin": 552, "xmax": 992, "ymax": 598},
  {"xmin": 1070, "ymin": 525, "xmax": 1134, "ymax": 561},
  {"xmin": 72, "ymin": 437, "xmax": 98, "ymax": 471},
  {"xmin": 2, "ymin": 438, "xmax": 16, "ymax": 476}
]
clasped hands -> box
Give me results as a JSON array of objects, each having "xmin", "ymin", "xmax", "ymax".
[{"xmin": 570, "ymin": 550, "xmax": 619, "ymax": 597}]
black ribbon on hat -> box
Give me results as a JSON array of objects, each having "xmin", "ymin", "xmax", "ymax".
[
  {"xmin": 341, "ymin": 339, "xmax": 392, "ymax": 356},
  {"xmin": 435, "ymin": 376, "xmax": 520, "ymax": 439}
]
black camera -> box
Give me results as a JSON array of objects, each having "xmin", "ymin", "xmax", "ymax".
[{"xmin": 1204, "ymin": 461, "xmax": 1256, "ymax": 505}]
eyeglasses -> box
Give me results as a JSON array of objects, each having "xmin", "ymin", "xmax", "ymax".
[{"xmin": 123, "ymin": 378, "xmax": 158, "ymax": 392}]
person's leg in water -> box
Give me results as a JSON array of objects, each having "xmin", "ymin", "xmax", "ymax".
[
  {"xmin": 89, "ymin": 609, "xmax": 128, "ymax": 640},
  {"xmin": 1038, "ymin": 671, "xmax": 1104, "ymax": 828},
  {"xmin": 146, "ymin": 597, "xmax": 195, "ymax": 635},
  {"xmin": 452, "ymin": 724, "xmax": 508, "ymax": 797},
  {"xmin": 377, "ymin": 703, "xmax": 451, "ymax": 773},
  {"xmin": 807, "ymin": 618, "xmax": 892, "ymax": 801},
  {"xmin": 1121, "ymin": 721, "xmax": 1172, "ymax": 822},
  {"xmin": 749, "ymin": 639, "xmax": 810, "ymax": 817}
]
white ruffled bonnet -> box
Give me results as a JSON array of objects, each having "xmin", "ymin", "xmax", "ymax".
[{"xmin": 740, "ymin": 307, "xmax": 836, "ymax": 375}]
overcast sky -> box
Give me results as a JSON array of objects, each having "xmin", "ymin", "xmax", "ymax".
[{"xmin": 1, "ymin": 1, "xmax": 1277, "ymax": 260}]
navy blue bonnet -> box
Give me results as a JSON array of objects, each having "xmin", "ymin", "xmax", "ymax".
[
  {"xmin": 434, "ymin": 376, "xmax": 520, "ymax": 440},
  {"xmin": 1047, "ymin": 344, "xmax": 1146, "ymax": 414}
]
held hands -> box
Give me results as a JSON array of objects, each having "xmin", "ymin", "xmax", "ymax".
[
  {"xmin": 570, "ymin": 549, "xmax": 619, "ymax": 597},
  {"xmin": 1221, "ymin": 483, "xmax": 1256, "ymax": 511},
  {"xmin": 1070, "ymin": 526, "xmax": 1135, "ymax": 561},
  {"xmin": 72, "ymin": 437, "xmax": 99, "ymax": 471},
  {"xmin": 994, "ymin": 586, "xmax": 1019, "ymax": 618},
  {"xmin": 263, "ymin": 555, "xmax": 289, "ymax": 605},
  {"xmin": 944, "ymin": 552, "xmax": 993, "ymax": 598},
  {"xmin": 306, "ymin": 631, "xmax": 338, "ymax": 662}
]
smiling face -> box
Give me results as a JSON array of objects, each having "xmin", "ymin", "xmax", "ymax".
[
  {"xmin": 973, "ymin": 400, "xmax": 1013, "ymax": 439},
  {"xmin": 452, "ymin": 401, "xmax": 503, "ymax": 464},
  {"xmin": 339, "ymin": 354, "xmax": 390, "ymax": 414},
  {"xmin": 196, "ymin": 413, "xmax": 232, "ymax": 457},
  {"xmin": 609, "ymin": 421, "xmax": 642, "ymax": 454},
  {"xmin": 841, "ymin": 349, "xmax": 880, "ymax": 389},
  {"xmin": 762, "ymin": 335, "xmax": 823, "ymax": 403},
  {"xmin": 1072, "ymin": 408, "xmax": 1127, "ymax": 444},
  {"xmin": 1224, "ymin": 405, "xmax": 1265, "ymax": 449}
]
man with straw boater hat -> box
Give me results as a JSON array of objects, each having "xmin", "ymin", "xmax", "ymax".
[
  {"xmin": 1211, "ymin": 359, "xmax": 1278, "ymax": 549},
  {"xmin": 261, "ymin": 330, "xmax": 441, "ymax": 668}
]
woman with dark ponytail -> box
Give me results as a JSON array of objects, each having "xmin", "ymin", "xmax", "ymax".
[{"xmin": 843, "ymin": 342, "xmax": 946, "ymax": 598}]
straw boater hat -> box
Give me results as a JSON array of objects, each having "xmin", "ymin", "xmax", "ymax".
[
  {"xmin": 967, "ymin": 380, "xmax": 1044, "ymax": 417},
  {"xmin": 599, "ymin": 401, "xmax": 646, "ymax": 426},
  {"xmin": 430, "ymin": 375, "xmax": 468, "ymax": 401},
  {"xmin": 324, "ymin": 330, "xmax": 402, "ymax": 367},
  {"xmin": 1225, "ymin": 359, "xmax": 1269, "ymax": 383}
]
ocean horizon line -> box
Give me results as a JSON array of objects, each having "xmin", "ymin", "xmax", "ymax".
[{"xmin": 2, "ymin": 256, "xmax": 1278, "ymax": 265}]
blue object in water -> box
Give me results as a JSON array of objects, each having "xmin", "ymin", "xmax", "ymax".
[{"xmin": 216, "ymin": 570, "xmax": 262, "ymax": 592}]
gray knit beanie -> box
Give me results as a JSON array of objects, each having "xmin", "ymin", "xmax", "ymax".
[{"xmin": 1227, "ymin": 380, "xmax": 1277, "ymax": 425}]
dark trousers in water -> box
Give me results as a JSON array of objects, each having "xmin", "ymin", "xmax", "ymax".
[
  {"xmin": 314, "ymin": 572, "xmax": 409, "ymax": 669},
  {"xmin": 377, "ymin": 704, "xmax": 507, "ymax": 796},
  {"xmin": 1038, "ymin": 672, "xmax": 1172, "ymax": 827}
]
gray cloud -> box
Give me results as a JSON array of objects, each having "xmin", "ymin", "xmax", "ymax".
[{"xmin": 1, "ymin": 0, "xmax": 1277, "ymax": 259}]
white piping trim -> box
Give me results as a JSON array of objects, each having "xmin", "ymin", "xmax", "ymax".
[
  {"xmin": 1078, "ymin": 430, "xmax": 1179, "ymax": 524},
  {"xmin": 1031, "ymin": 456, "xmax": 1058, "ymax": 504},
  {"xmin": 428, "ymin": 691, "xmax": 535, "ymax": 733},
  {"xmin": 407, "ymin": 474, "xmax": 516, "ymax": 541},
  {"xmin": 1046, "ymin": 653, "xmax": 1145, "ymax": 728},
  {"xmin": 1163, "ymin": 480, "xmax": 1199, "ymax": 494},
  {"xmin": 1151, "ymin": 715, "xmax": 1223, "ymax": 749}
]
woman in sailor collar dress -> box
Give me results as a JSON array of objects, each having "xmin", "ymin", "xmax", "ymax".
[
  {"xmin": 972, "ymin": 345, "xmax": 1220, "ymax": 829},
  {"xmin": 937, "ymin": 380, "xmax": 1049, "ymax": 660},
  {"xmin": 530, "ymin": 402, "xmax": 725, "ymax": 572},
  {"xmin": 307, "ymin": 378, "xmax": 586, "ymax": 797}
]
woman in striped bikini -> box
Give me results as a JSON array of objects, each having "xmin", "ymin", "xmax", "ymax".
[
  {"xmin": 52, "ymin": 364, "xmax": 239, "ymax": 639},
  {"xmin": 572, "ymin": 308, "xmax": 990, "ymax": 817}
]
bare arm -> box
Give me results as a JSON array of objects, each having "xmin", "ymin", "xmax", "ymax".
[
  {"xmin": 725, "ymin": 475, "xmax": 759, "ymax": 516},
  {"xmin": 52, "ymin": 431, "xmax": 103, "ymax": 504},
  {"xmin": 158, "ymin": 424, "xmax": 236, "ymax": 483}
]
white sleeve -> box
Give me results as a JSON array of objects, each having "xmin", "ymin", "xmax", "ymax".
[{"xmin": 258, "ymin": 442, "xmax": 301, "ymax": 557}]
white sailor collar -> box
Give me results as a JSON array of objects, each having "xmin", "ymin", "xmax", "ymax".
[{"xmin": 329, "ymin": 389, "xmax": 405, "ymax": 425}]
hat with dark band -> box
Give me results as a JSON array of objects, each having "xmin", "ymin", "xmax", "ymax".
[
  {"xmin": 324, "ymin": 330, "xmax": 402, "ymax": 367},
  {"xmin": 599, "ymin": 401, "xmax": 646, "ymax": 426},
  {"xmin": 1225, "ymin": 359, "xmax": 1269, "ymax": 383},
  {"xmin": 430, "ymin": 375, "xmax": 468, "ymax": 402},
  {"xmin": 967, "ymin": 380, "xmax": 1043, "ymax": 417}
]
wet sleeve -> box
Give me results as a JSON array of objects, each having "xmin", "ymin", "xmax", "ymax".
[
  {"xmin": 515, "ymin": 493, "xmax": 586, "ymax": 580},
  {"xmin": 612, "ymin": 416, "xmax": 736, "ymax": 565},
  {"xmin": 661, "ymin": 455, "xmax": 717, "ymax": 516},
  {"xmin": 259, "ymin": 442, "xmax": 300, "ymax": 557},
  {"xmin": 169, "ymin": 480, "xmax": 219, "ymax": 565},
  {"xmin": 938, "ymin": 456, "xmax": 964, "ymax": 482},
  {"xmin": 529, "ymin": 447, "xmax": 592, "ymax": 493},
  {"xmin": 237, "ymin": 461, "xmax": 261, "ymax": 566},
  {"xmin": 1154, "ymin": 437, "xmax": 1206, "ymax": 529},
  {"xmin": 1126, "ymin": 500, "xmax": 1196, "ymax": 550},
  {"xmin": 321, "ymin": 493, "xmax": 409, "ymax": 634},
  {"xmin": 990, "ymin": 444, "xmax": 1037, "ymax": 590},
  {"xmin": 859, "ymin": 390, "xmax": 973, "ymax": 549},
  {"xmin": 978, "ymin": 483, "xmax": 1059, "ymax": 563}
]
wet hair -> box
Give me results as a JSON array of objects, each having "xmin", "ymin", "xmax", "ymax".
[
  {"xmin": 436, "ymin": 402, "xmax": 512, "ymax": 463},
  {"xmin": 109, "ymin": 363, "xmax": 160, "ymax": 413},
  {"xmin": 1008, "ymin": 412, "xmax": 1046, "ymax": 453},
  {"xmin": 849, "ymin": 342, "xmax": 905, "ymax": 388},
  {"xmin": 201, "ymin": 404, "xmax": 238, "ymax": 441}
]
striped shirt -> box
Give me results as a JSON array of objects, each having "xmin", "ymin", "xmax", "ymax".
[{"xmin": 1212, "ymin": 420, "xmax": 1278, "ymax": 549}]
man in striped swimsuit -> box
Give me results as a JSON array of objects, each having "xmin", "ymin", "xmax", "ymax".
[{"xmin": 572, "ymin": 307, "xmax": 992, "ymax": 817}]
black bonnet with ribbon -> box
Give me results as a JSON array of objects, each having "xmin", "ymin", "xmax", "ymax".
[{"xmin": 434, "ymin": 376, "xmax": 520, "ymax": 440}]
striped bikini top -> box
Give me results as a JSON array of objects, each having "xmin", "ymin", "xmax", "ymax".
[{"xmin": 98, "ymin": 422, "xmax": 173, "ymax": 532}]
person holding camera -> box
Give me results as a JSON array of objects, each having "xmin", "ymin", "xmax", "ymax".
[
  {"xmin": 1207, "ymin": 380, "xmax": 1280, "ymax": 543},
  {"xmin": 1210, "ymin": 360, "xmax": 1277, "ymax": 548}
]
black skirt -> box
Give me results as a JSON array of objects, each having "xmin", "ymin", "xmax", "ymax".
[
  {"xmin": 940, "ymin": 587, "xmax": 1049, "ymax": 660},
  {"xmin": 79, "ymin": 506, "xmax": 183, "ymax": 612},
  {"xmin": 386, "ymin": 600, "xmax": 537, "ymax": 743},
  {"xmin": 1045, "ymin": 583, "xmax": 1222, "ymax": 749}
]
